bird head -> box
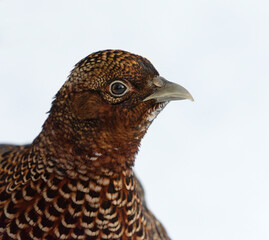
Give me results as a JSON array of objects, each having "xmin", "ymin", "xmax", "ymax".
[{"xmin": 39, "ymin": 50, "xmax": 193, "ymax": 173}]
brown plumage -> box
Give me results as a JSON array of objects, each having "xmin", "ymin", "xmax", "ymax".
[{"xmin": 0, "ymin": 50, "xmax": 193, "ymax": 240}]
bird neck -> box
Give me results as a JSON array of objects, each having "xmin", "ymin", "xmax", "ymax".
[{"xmin": 32, "ymin": 111, "xmax": 143, "ymax": 178}]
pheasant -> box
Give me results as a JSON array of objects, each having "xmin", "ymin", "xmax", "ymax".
[{"xmin": 0, "ymin": 50, "xmax": 193, "ymax": 240}]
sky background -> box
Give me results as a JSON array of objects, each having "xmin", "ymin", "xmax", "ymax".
[{"xmin": 0, "ymin": 0, "xmax": 269, "ymax": 239}]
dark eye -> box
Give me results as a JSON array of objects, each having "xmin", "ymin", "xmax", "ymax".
[{"xmin": 109, "ymin": 81, "xmax": 129, "ymax": 97}]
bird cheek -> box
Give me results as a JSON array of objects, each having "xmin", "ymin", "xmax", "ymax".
[{"xmin": 71, "ymin": 92, "xmax": 103, "ymax": 120}]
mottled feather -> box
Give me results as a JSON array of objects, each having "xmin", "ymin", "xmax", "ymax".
[{"xmin": 0, "ymin": 49, "xmax": 192, "ymax": 240}]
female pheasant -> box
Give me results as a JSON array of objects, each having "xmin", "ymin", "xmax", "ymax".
[{"xmin": 0, "ymin": 50, "xmax": 193, "ymax": 240}]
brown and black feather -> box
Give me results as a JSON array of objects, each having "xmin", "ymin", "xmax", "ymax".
[{"xmin": 0, "ymin": 50, "xmax": 171, "ymax": 240}]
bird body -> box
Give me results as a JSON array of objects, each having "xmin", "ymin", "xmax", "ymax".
[{"xmin": 0, "ymin": 50, "xmax": 193, "ymax": 239}]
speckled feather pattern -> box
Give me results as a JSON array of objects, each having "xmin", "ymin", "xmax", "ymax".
[{"xmin": 0, "ymin": 50, "xmax": 170, "ymax": 240}]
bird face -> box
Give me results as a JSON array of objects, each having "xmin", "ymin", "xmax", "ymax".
[{"xmin": 44, "ymin": 50, "xmax": 193, "ymax": 171}]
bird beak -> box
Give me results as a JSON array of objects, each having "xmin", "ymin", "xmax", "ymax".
[{"xmin": 143, "ymin": 76, "xmax": 194, "ymax": 103}]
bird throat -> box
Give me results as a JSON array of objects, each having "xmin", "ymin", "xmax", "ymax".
[{"xmin": 31, "ymin": 99, "xmax": 168, "ymax": 179}]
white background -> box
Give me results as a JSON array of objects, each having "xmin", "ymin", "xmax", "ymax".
[{"xmin": 1, "ymin": 1, "xmax": 269, "ymax": 239}]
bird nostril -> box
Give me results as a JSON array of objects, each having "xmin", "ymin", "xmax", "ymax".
[{"xmin": 152, "ymin": 77, "xmax": 164, "ymax": 88}]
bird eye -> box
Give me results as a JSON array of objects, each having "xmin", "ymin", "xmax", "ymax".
[{"xmin": 109, "ymin": 81, "xmax": 129, "ymax": 97}]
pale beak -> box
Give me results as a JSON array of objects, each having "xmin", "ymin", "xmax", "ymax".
[{"xmin": 143, "ymin": 76, "xmax": 194, "ymax": 102}]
